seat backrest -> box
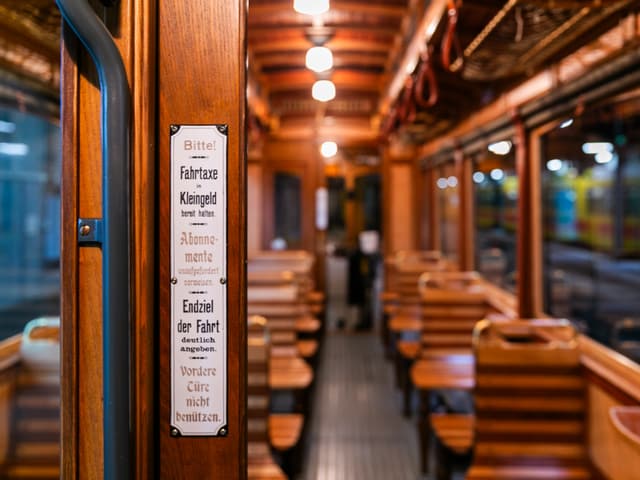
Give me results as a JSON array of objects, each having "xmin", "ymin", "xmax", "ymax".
[
  {"xmin": 418, "ymin": 286, "xmax": 488, "ymax": 352},
  {"xmin": 470, "ymin": 319, "xmax": 588, "ymax": 469},
  {"xmin": 387, "ymin": 259, "xmax": 454, "ymax": 304},
  {"xmin": 4, "ymin": 317, "xmax": 61, "ymax": 477},
  {"xmin": 247, "ymin": 316, "xmax": 271, "ymax": 451}
]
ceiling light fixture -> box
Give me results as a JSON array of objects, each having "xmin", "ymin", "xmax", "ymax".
[
  {"xmin": 312, "ymin": 80, "xmax": 336, "ymax": 102},
  {"xmin": 320, "ymin": 141, "xmax": 338, "ymax": 158},
  {"xmin": 294, "ymin": 0, "xmax": 329, "ymax": 15},
  {"xmin": 306, "ymin": 46, "xmax": 333, "ymax": 73}
]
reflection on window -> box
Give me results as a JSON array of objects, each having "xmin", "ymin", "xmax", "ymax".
[
  {"xmin": 0, "ymin": 106, "xmax": 60, "ymax": 340},
  {"xmin": 274, "ymin": 172, "xmax": 301, "ymax": 248},
  {"xmin": 541, "ymin": 94, "xmax": 640, "ymax": 362},
  {"xmin": 473, "ymin": 144, "xmax": 517, "ymax": 290}
]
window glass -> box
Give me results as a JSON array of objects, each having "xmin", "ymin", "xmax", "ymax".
[
  {"xmin": 541, "ymin": 94, "xmax": 640, "ymax": 361},
  {"xmin": 473, "ymin": 142, "xmax": 517, "ymax": 290},
  {"xmin": 327, "ymin": 176, "xmax": 346, "ymax": 243},
  {"xmin": 438, "ymin": 163, "xmax": 459, "ymax": 262},
  {"xmin": 354, "ymin": 173, "xmax": 381, "ymax": 233},
  {"xmin": 0, "ymin": 106, "xmax": 60, "ymax": 340},
  {"xmin": 273, "ymin": 172, "xmax": 301, "ymax": 249}
]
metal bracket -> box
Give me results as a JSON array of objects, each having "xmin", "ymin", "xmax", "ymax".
[{"xmin": 78, "ymin": 218, "xmax": 103, "ymax": 245}]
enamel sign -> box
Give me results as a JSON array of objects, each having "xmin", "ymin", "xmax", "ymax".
[{"xmin": 170, "ymin": 124, "xmax": 227, "ymax": 436}]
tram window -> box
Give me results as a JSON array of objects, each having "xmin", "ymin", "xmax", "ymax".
[
  {"xmin": 327, "ymin": 176, "xmax": 346, "ymax": 242},
  {"xmin": 473, "ymin": 147, "xmax": 517, "ymax": 290},
  {"xmin": 0, "ymin": 106, "xmax": 60, "ymax": 340},
  {"xmin": 438, "ymin": 163, "xmax": 459, "ymax": 262},
  {"xmin": 274, "ymin": 172, "xmax": 302, "ymax": 248},
  {"xmin": 354, "ymin": 173, "xmax": 381, "ymax": 233},
  {"xmin": 541, "ymin": 94, "xmax": 640, "ymax": 361}
]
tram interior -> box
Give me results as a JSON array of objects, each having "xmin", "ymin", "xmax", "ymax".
[{"xmin": 3, "ymin": 0, "xmax": 640, "ymax": 479}]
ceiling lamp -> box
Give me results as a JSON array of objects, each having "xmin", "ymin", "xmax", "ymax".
[
  {"xmin": 320, "ymin": 141, "xmax": 338, "ymax": 158},
  {"xmin": 312, "ymin": 80, "xmax": 335, "ymax": 102},
  {"xmin": 294, "ymin": 0, "xmax": 329, "ymax": 15},
  {"xmin": 306, "ymin": 46, "xmax": 333, "ymax": 73}
]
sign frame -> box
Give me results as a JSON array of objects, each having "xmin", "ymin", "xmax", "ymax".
[{"xmin": 169, "ymin": 123, "xmax": 228, "ymax": 437}]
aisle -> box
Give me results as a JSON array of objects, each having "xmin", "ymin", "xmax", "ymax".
[{"xmin": 298, "ymin": 332, "xmax": 421, "ymax": 480}]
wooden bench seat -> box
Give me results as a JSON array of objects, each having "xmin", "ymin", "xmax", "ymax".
[
  {"xmin": 430, "ymin": 413, "xmax": 474, "ymax": 455},
  {"xmin": 388, "ymin": 313, "xmax": 422, "ymax": 333},
  {"xmin": 248, "ymin": 318, "xmax": 290, "ymax": 480},
  {"xmin": 248, "ymin": 278, "xmax": 322, "ymax": 365},
  {"xmin": 466, "ymin": 465, "xmax": 592, "ymax": 480},
  {"xmin": 380, "ymin": 251, "xmax": 452, "ymax": 355},
  {"xmin": 401, "ymin": 282, "xmax": 489, "ymax": 417},
  {"xmin": 296, "ymin": 339, "xmax": 318, "ymax": 358},
  {"xmin": 1, "ymin": 318, "xmax": 60, "ymax": 480},
  {"xmin": 269, "ymin": 413, "xmax": 304, "ymax": 452},
  {"xmin": 432, "ymin": 319, "xmax": 596, "ymax": 480},
  {"xmin": 260, "ymin": 316, "xmax": 320, "ymax": 335},
  {"xmin": 248, "ymin": 442, "xmax": 287, "ymax": 480}
]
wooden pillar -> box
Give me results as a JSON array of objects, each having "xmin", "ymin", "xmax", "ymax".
[
  {"xmin": 157, "ymin": 1, "xmax": 246, "ymax": 478},
  {"xmin": 247, "ymin": 161, "xmax": 263, "ymax": 255},
  {"xmin": 381, "ymin": 142, "xmax": 421, "ymax": 255},
  {"xmin": 515, "ymin": 113, "xmax": 543, "ymax": 318},
  {"xmin": 456, "ymin": 150, "xmax": 475, "ymax": 271},
  {"xmin": 425, "ymin": 167, "xmax": 441, "ymax": 251}
]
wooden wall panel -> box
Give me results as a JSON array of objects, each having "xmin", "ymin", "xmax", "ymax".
[
  {"xmin": 456, "ymin": 152, "xmax": 474, "ymax": 271},
  {"xmin": 157, "ymin": 1, "xmax": 246, "ymax": 478},
  {"xmin": 247, "ymin": 162, "xmax": 263, "ymax": 255},
  {"xmin": 425, "ymin": 167, "xmax": 440, "ymax": 251},
  {"xmin": 588, "ymin": 385, "xmax": 640, "ymax": 479},
  {"xmin": 517, "ymin": 119, "xmax": 543, "ymax": 318},
  {"xmin": 60, "ymin": 24, "xmax": 80, "ymax": 480},
  {"xmin": 387, "ymin": 162, "xmax": 416, "ymax": 253},
  {"xmin": 71, "ymin": 27, "xmax": 105, "ymax": 480},
  {"xmin": 61, "ymin": 1, "xmax": 157, "ymax": 478},
  {"xmin": 129, "ymin": 1, "xmax": 157, "ymax": 477}
]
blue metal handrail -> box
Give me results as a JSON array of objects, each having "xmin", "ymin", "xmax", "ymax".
[{"xmin": 55, "ymin": 1, "xmax": 131, "ymax": 479}]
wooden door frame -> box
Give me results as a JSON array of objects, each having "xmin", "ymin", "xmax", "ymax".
[{"xmin": 60, "ymin": 1, "xmax": 157, "ymax": 477}]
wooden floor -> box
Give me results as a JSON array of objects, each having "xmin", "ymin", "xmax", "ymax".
[{"xmin": 298, "ymin": 331, "xmax": 423, "ymax": 480}]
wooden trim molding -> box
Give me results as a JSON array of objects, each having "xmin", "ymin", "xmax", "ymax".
[
  {"xmin": 157, "ymin": 1, "xmax": 247, "ymax": 477},
  {"xmin": 455, "ymin": 150, "xmax": 474, "ymax": 271},
  {"xmin": 515, "ymin": 113, "xmax": 543, "ymax": 318},
  {"xmin": 0, "ymin": 335, "xmax": 21, "ymax": 372},
  {"xmin": 580, "ymin": 335, "xmax": 640, "ymax": 405},
  {"xmin": 60, "ymin": 22, "xmax": 80, "ymax": 480}
]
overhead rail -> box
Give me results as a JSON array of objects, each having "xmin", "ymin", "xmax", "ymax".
[
  {"xmin": 378, "ymin": 0, "xmax": 448, "ymax": 117},
  {"xmin": 419, "ymin": 16, "xmax": 640, "ymax": 168}
]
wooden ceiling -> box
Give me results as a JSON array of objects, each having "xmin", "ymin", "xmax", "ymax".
[
  {"xmin": 248, "ymin": 0, "xmax": 639, "ymax": 148},
  {"xmin": 0, "ymin": 0, "xmax": 637, "ymax": 139},
  {"xmin": 248, "ymin": 0, "xmax": 415, "ymax": 146}
]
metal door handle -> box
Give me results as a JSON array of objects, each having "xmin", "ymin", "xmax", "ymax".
[{"xmin": 55, "ymin": 1, "xmax": 131, "ymax": 479}]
